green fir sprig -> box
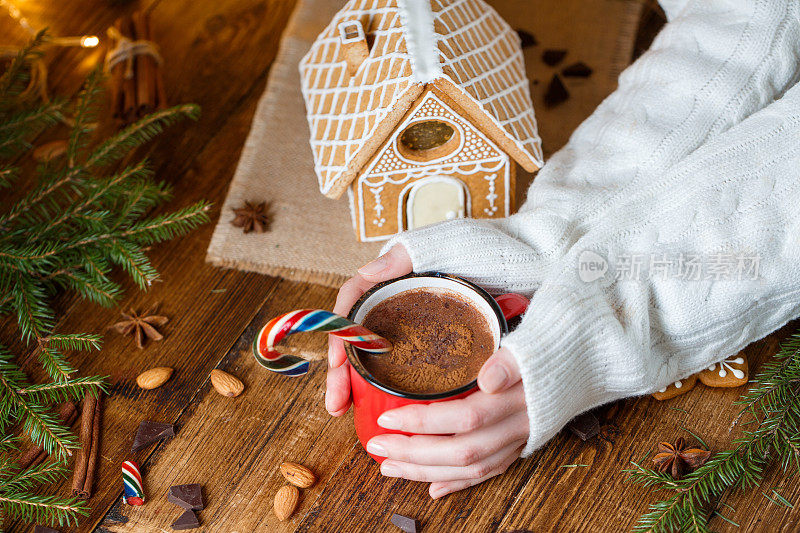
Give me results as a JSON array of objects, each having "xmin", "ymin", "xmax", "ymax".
[
  {"xmin": 626, "ymin": 333, "xmax": 800, "ymax": 532},
  {"xmin": 0, "ymin": 34, "xmax": 210, "ymax": 528}
]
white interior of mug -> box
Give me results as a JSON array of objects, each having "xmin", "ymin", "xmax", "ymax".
[{"xmin": 351, "ymin": 275, "xmax": 502, "ymax": 349}]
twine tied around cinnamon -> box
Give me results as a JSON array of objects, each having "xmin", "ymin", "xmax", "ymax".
[{"xmin": 104, "ymin": 26, "xmax": 163, "ymax": 80}]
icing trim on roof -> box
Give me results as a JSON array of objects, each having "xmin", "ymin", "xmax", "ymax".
[{"xmin": 397, "ymin": 0, "xmax": 442, "ymax": 83}]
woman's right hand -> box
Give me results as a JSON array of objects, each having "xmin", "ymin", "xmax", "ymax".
[{"xmin": 326, "ymin": 244, "xmax": 413, "ymax": 416}]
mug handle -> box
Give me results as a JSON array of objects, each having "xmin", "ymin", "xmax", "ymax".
[{"xmin": 494, "ymin": 293, "xmax": 529, "ymax": 321}]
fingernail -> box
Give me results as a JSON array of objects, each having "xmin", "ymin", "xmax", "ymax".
[
  {"xmin": 381, "ymin": 462, "xmax": 401, "ymax": 477},
  {"xmin": 377, "ymin": 412, "xmax": 400, "ymax": 429},
  {"xmin": 366, "ymin": 440, "xmax": 388, "ymax": 457},
  {"xmin": 479, "ymin": 363, "xmax": 508, "ymax": 392},
  {"xmin": 358, "ymin": 255, "xmax": 388, "ymax": 276},
  {"xmin": 430, "ymin": 487, "xmax": 447, "ymax": 499}
]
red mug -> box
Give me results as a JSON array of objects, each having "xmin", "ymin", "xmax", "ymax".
[{"xmin": 345, "ymin": 272, "xmax": 528, "ymax": 463}]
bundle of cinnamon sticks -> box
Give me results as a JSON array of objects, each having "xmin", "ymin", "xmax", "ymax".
[
  {"xmin": 72, "ymin": 393, "xmax": 103, "ymax": 499},
  {"xmin": 15, "ymin": 394, "xmax": 103, "ymax": 500},
  {"xmin": 108, "ymin": 10, "xmax": 167, "ymax": 125}
]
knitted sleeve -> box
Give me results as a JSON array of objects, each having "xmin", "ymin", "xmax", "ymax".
[
  {"xmin": 507, "ymin": 82, "xmax": 800, "ymax": 454},
  {"xmin": 377, "ymin": 0, "xmax": 800, "ymax": 455},
  {"xmin": 382, "ymin": 0, "xmax": 800, "ymax": 294}
]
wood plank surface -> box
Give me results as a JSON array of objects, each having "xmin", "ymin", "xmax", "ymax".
[{"xmin": 2, "ymin": 0, "xmax": 800, "ymax": 532}]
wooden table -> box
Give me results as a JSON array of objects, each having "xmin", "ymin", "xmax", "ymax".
[{"xmin": 2, "ymin": 1, "xmax": 799, "ymax": 531}]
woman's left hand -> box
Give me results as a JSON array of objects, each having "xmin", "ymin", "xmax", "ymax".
[{"xmin": 365, "ymin": 347, "xmax": 529, "ymax": 499}]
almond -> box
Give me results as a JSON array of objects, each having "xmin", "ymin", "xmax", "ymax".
[
  {"xmin": 273, "ymin": 484, "xmax": 299, "ymax": 521},
  {"xmin": 280, "ymin": 462, "xmax": 316, "ymax": 488},
  {"xmin": 136, "ymin": 367, "xmax": 173, "ymax": 390},
  {"xmin": 210, "ymin": 369, "xmax": 244, "ymax": 397}
]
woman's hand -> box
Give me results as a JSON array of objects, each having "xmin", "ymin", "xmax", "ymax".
[
  {"xmin": 325, "ymin": 244, "xmax": 413, "ymax": 416},
  {"xmin": 366, "ymin": 347, "xmax": 528, "ymax": 499},
  {"xmin": 326, "ymin": 244, "xmax": 530, "ymax": 499}
]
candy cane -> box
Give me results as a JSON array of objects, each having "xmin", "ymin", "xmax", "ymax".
[
  {"xmin": 253, "ymin": 309, "xmax": 391, "ymax": 376},
  {"xmin": 122, "ymin": 460, "xmax": 145, "ymax": 506}
]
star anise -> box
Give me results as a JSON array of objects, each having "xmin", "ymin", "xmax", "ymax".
[
  {"xmin": 231, "ymin": 201, "xmax": 270, "ymax": 234},
  {"xmin": 652, "ymin": 437, "xmax": 711, "ymax": 479},
  {"xmin": 111, "ymin": 303, "xmax": 169, "ymax": 349}
]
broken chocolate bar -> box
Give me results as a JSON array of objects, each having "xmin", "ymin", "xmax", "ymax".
[
  {"xmin": 168, "ymin": 483, "xmax": 204, "ymax": 510},
  {"xmin": 544, "ymin": 75, "xmax": 570, "ymax": 108},
  {"xmin": 171, "ymin": 509, "xmax": 200, "ymax": 530},
  {"xmin": 132, "ymin": 421, "xmax": 175, "ymax": 452},
  {"xmin": 516, "ymin": 29, "xmax": 538, "ymax": 48},
  {"xmin": 567, "ymin": 411, "xmax": 600, "ymax": 441},
  {"xmin": 562, "ymin": 62, "xmax": 593, "ymax": 78},
  {"xmin": 391, "ymin": 513, "xmax": 421, "ymax": 533},
  {"xmin": 542, "ymin": 49, "xmax": 567, "ymax": 66}
]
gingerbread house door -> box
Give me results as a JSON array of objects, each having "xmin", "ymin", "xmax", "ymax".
[{"xmin": 405, "ymin": 176, "xmax": 468, "ymax": 230}]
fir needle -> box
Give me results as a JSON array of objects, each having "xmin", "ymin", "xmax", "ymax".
[{"xmin": 680, "ymin": 426, "xmax": 710, "ymax": 450}]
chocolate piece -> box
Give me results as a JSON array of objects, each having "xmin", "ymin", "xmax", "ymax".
[
  {"xmin": 34, "ymin": 527, "xmax": 61, "ymax": 533},
  {"xmin": 542, "ymin": 49, "xmax": 567, "ymax": 66},
  {"xmin": 132, "ymin": 421, "xmax": 175, "ymax": 451},
  {"xmin": 544, "ymin": 75, "xmax": 569, "ymax": 108},
  {"xmin": 168, "ymin": 483, "xmax": 204, "ymax": 510},
  {"xmin": 562, "ymin": 61, "xmax": 593, "ymax": 78},
  {"xmin": 171, "ymin": 509, "xmax": 200, "ymax": 530},
  {"xmin": 515, "ymin": 29, "xmax": 538, "ymax": 48},
  {"xmin": 391, "ymin": 513, "xmax": 421, "ymax": 533},
  {"xmin": 567, "ymin": 411, "xmax": 600, "ymax": 441}
]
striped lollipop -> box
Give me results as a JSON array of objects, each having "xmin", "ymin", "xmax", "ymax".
[
  {"xmin": 122, "ymin": 460, "xmax": 145, "ymax": 505},
  {"xmin": 253, "ymin": 309, "xmax": 392, "ymax": 376}
]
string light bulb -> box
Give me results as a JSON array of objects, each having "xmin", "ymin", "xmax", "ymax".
[
  {"xmin": 1, "ymin": 0, "xmax": 101, "ymax": 48},
  {"xmin": 80, "ymin": 35, "xmax": 100, "ymax": 48}
]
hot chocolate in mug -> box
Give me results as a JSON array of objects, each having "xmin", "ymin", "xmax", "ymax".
[{"xmin": 344, "ymin": 273, "xmax": 528, "ymax": 463}]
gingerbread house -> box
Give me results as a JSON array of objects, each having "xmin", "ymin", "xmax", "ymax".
[{"xmin": 299, "ymin": 0, "xmax": 543, "ymax": 242}]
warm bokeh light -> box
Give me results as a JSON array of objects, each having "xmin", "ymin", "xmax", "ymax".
[{"xmin": 80, "ymin": 35, "xmax": 99, "ymax": 48}]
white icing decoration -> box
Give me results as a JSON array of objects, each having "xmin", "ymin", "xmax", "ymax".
[
  {"xmin": 708, "ymin": 357, "xmax": 745, "ymax": 379},
  {"xmin": 371, "ymin": 186, "xmax": 386, "ymax": 227},
  {"xmin": 658, "ymin": 380, "xmax": 682, "ymax": 393},
  {"xmin": 483, "ymin": 173, "xmax": 498, "ymax": 216},
  {"xmin": 397, "ymin": 0, "xmax": 442, "ymax": 83}
]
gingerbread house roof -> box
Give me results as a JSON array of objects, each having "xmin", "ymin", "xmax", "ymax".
[{"xmin": 299, "ymin": 0, "xmax": 544, "ymax": 199}]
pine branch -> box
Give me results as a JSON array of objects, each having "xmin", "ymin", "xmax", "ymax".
[
  {"xmin": 0, "ymin": 492, "xmax": 88, "ymax": 527},
  {"xmin": 628, "ymin": 332, "xmax": 800, "ymax": 532},
  {"xmin": 0, "ymin": 35, "xmax": 209, "ymax": 527},
  {"xmin": 17, "ymin": 376, "xmax": 106, "ymax": 405},
  {"xmin": 0, "ymin": 460, "xmax": 67, "ymax": 493},
  {"xmin": 86, "ymin": 103, "xmax": 200, "ymax": 169}
]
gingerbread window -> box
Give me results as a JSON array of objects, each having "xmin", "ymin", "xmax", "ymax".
[{"xmin": 397, "ymin": 120, "xmax": 460, "ymax": 162}]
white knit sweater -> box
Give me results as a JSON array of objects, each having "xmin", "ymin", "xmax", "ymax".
[{"xmin": 382, "ymin": 0, "xmax": 800, "ymax": 455}]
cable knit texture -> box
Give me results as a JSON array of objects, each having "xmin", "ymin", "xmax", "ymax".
[{"xmin": 381, "ymin": 0, "xmax": 800, "ymax": 455}]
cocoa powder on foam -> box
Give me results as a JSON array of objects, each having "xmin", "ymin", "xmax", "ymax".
[{"xmin": 359, "ymin": 288, "xmax": 494, "ymax": 394}]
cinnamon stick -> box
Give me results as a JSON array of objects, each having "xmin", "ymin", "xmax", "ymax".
[
  {"xmin": 109, "ymin": 18, "xmax": 126, "ymax": 121},
  {"xmin": 82, "ymin": 393, "xmax": 102, "ymax": 497},
  {"xmin": 71, "ymin": 393, "xmax": 102, "ymax": 499},
  {"xmin": 121, "ymin": 16, "xmax": 138, "ymax": 124},
  {"xmin": 132, "ymin": 11, "xmax": 157, "ymax": 117},
  {"xmin": 16, "ymin": 402, "xmax": 77, "ymax": 472}
]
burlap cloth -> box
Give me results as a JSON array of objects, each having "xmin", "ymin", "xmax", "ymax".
[{"xmin": 206, "ymin": 0, "xmax": 643, "ymax": 288}]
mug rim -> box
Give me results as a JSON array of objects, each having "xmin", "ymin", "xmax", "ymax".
[{"xmin": 346, "ymin": 272, "xmax": 508, "ymax": 400}]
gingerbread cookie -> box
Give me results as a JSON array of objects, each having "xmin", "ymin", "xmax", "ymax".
[
  {"xmin": 698, "ymin": 355, "xmax": 749, "ymax": 388},
  {"xmin": 299, "ymin": 0, "xmax": 544, "ymax": 242},
  {"xmin": 652, "ymin": 374, "xmax": 698, "ymax": 401}
]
